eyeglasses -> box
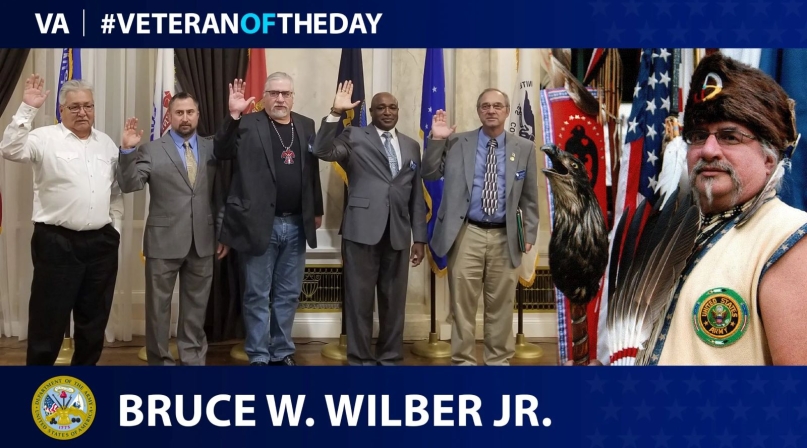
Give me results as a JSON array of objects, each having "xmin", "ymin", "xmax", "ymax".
[
  {"xmin": 265, "ymin": 90, "xmax": 294, "ymax": 98},
  {"xmin": 66, "ymin": 104, "xmax": 94, "ymax": 114},
  {"xmin": 478, "ymin": 103, "xmax": 506, "ymax": 111},
  {"xmin": 683, "ymin": 129, "xmax": 757, "ymax": 147}
]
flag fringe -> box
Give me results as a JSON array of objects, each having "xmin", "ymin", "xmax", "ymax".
[{"xmin": 332, "ymin": 161, "xmax": 348, "ymax": 185}]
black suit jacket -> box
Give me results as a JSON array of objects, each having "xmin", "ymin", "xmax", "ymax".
[{"xmin": 214, "ymin": 111, "xmax": 324, "ymax": 256}]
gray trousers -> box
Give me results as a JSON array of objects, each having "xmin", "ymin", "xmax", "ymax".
[
  {"xmin": 343, "ymin": 231, "xmax": 409, "ymax": 366},
  {"xmin": 144, "ymin": 243, "xmax": 212, "ymax": 366}
]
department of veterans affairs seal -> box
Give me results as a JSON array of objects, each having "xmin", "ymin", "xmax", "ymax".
[
  {"xmin": 32, "ymin": 376, "xmax": 96, "ymax": 440},
  {"xmin": 692, "ymin": 287, "xmax": 749, "ymax": 347}
]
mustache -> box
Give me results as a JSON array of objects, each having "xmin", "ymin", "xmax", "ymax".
[
  {"xmin": 689, "ymin": 159, "xmax": 743, "ymax": 208},
  {"xmin": 691, "ymin": 159, "xmax": 735, "ymax": 176}
]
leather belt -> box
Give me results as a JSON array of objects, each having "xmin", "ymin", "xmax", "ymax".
[{"xmin": 468, "ymin": 219, "xmax": 505, "ymax": 229}]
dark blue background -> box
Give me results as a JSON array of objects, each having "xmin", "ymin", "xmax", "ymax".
[
  {"xmin": 8, "ymin": 366, "xmax": 807, "ymax": 447},
  {"xmin": 11, "ymin": 0, "xmax": 807, "ymax": 47}
]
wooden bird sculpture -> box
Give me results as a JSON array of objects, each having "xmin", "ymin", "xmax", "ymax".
[{"xmin": 541, "ymin": 144, "xmax": 609, "ymax": 365}]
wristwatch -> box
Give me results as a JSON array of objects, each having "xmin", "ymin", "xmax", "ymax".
[{"xmin": 330, "ymin": 107, "xmax": 342, "ymax": 117}]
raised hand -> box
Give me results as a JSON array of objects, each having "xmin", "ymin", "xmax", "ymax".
[
  {"xmin": 23, "ymin": 74, "xmax": 50, "ymax": 109},
  {"xmin": 228, "ymin": 79, "xmax": 255, "ymax": 118},
  {"xmin": 430, "ymin": 109, "xmax": 456, "ymax": 139},
  {"xmin": 332, "ymin": 81, "xmax": 362, "ymax": 113},
  {"xmin": 121, "ymin": 117, "xmax": 144, "ymax": 149}
]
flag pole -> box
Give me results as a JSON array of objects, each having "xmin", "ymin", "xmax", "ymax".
[
  {"xmin": 509, "ymin": 48, "xmax": 542, "ymax": 360},
  {"xmin": 54, "ymin": 321, "xmax": 73, "ymax": 366},
  {"xmin": 412, "ymin": 268, "xmax": 451, "ymax": 358},
  {"xmin": 321, "ymin": 241, "xmax": 348, "ymax": 361},
  {"xmin": 513, "ymin": 283, "xmax": 543, "ymax": 359}
]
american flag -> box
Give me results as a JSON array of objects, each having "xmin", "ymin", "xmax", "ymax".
[
  {"xmin": 43, "ymin": 395, "xmax": 58, "ymax": 414},
  {"xmin": 616, "ymin": 48, "xmax": 673, "ymax": 220}
]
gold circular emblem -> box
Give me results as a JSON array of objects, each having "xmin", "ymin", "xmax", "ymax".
[
  {"xmin": 32, "ymin": 376, "xmax": 96, "ymax": 440},
  {"xmin": 692, "ymin": 287, "xmax": 749, "ymax": 347}
]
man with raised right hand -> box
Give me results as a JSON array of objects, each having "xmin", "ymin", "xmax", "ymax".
[{"xmin": 214, "ymin": 74, "xmax": 323, "ymax": 366}]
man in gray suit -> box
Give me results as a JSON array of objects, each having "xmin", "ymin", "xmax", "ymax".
[
  {"xmin": 118, "ymin": 92, "xmax": 227, "ymax": 366},
  {"xmin": 423, "ymin": 88, "xmax": 539, "ymax": 366},
  {"xmin": 313, "ymin": 82, "xmax": 427, "ymax": 366}
]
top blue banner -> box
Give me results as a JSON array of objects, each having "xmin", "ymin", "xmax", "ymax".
[{"xmin": 12, "ymin": 0, "xmax": 807, "ymax": 47}]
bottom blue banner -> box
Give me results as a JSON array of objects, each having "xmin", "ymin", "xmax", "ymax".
[{"xmin": 9, "ymin": 366, "xmax": 806, "ymax": 446}]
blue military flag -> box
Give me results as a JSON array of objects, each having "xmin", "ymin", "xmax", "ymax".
[
  {"xmin": 56, "ymin": 48, "xmax": 82, "ymax": 123},
  {"xmin": 419, "ymin": 49, "xmax": 447, "ymax": 276}
]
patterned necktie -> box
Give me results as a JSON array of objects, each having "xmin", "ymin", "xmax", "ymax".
[
  {"xmin": 482, "ymin": 138, "xmax": 498, "ymax": 216},
  {"xmin": 382, "ymin": 132, "xmax": 399, "ymax": 177},
  {"xmin": 184, "ymin": 141, "xmax": 197, "ymax": 187}
]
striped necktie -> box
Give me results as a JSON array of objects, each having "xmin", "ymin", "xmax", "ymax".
[{"xmin": 482, "ymin": 138, "xmax": 498, "ymax": 216}]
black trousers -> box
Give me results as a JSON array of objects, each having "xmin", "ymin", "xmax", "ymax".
[{"xmin": 26, "ymin": 222, "xmax": 120, "ymax": 366}]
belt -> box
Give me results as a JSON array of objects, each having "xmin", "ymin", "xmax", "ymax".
[
  {"xmin": 276, "ymin": 212, "xmax": 300, "ymax": 217},
  {"xmin": 468, "ymin": 219, "xmax": 505, "ymax": 229}
]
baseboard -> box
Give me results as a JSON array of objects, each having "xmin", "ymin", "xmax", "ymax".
[
  {"xmin": 124, "ymin": 311, "xmax": 556, "ymax": 340},
  {"xmin": 438, "ymin": 312, "xmax": 557, "ymax": 341},
  {"xmin": 38, "ymin": 292, "xmax": 559, "ymax": 341}
]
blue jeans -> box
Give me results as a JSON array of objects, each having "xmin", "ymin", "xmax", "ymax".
[{"xmin": 240, "ymin": 215, "xmax": 306, "ymax": 363}]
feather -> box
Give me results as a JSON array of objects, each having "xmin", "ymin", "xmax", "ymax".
[
  {"xmin": 605, "ymin": 188, "xmax": 700, "ymax": 364},
  {"xmin": 735, "ymin": 158, "xmax": 787, "ymax": 228},
  {"xmin": 657, "ymin": 136, "xmax": 688, "ymax": 210},
  {"xmin": 548, "ymin": 51, "xmax": 600, "ymax": 117}
]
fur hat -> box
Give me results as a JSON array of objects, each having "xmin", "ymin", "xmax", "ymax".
[{"xmin": 684, "ymin": 52, "xmax": 798, "ymax": 158}]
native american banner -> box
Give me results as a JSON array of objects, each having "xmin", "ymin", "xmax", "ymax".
[{"xmin": 539, "ymin": 87, "xmax": 607, "ymax": 365}]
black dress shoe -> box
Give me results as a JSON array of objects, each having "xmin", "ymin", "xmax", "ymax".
[
  {"xmin": 250, "ymin": 361, "xmax": 268, "ymax": 366},
  {"xmin": 270, "ymin": 356, "xmax": 296, "ymax": 366}
]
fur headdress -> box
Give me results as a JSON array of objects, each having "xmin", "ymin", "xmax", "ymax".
[{"xmin": 684, "ymin": 52, "xmax": 798, "ymax": 159}]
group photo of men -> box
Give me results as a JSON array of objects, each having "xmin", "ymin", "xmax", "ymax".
[{"xmin": 0, "ymin": 47, "xmax": 805, "ymax": 367}]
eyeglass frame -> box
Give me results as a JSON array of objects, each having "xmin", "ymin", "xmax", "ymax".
[
  {"xmin": 264, "ymin": 90, "xmax": 294, "ymax": 99},
  {"xmin": 683, "ymin": 128, "xmax": 757, "ymax": 147},
  {"xmin": 478, "ymin": 102, "xmax": 507, "ymax": 111},
  {"xmin": 64, "ymin": 104, "xmax": 95, "ymax": 114}
]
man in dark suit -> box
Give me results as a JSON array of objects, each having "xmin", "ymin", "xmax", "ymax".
[
  {"xmin": 313, "ymin": 82, "xmax": 427, "ymax": 366},
  {"xmin": 215, "ymin": 73, "xmax": 324, "ymax": 366},
  {"xmin": 117, "ymin": 92, "xmax": 226, "ymax": 366},
  {"xmin": 423, "ymin": 88, "xmax": 539, "ymax": 366}
]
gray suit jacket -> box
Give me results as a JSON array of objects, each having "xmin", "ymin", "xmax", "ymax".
[
  {"xmin": 117, "ymin": 133, "xmax": 217, "ymax": 259},
  {"xmin": 422, "ymin": 129, "xmax": 539, "ymax": 268},
  {"xmin": 313, "ymin": 120, "xmax": 427, "ymax": 250}
]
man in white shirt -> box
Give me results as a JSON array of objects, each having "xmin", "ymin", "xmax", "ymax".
[
  {"xmin": 312, "ymin": 85, "xmax": 427, "ymax": 365},
  {"xmin": 0, "ymin": 74, "xmax": 123, "ymax": 366}
]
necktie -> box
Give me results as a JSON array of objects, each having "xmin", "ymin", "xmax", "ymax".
[
  {"xmin": 382, "ymin": 132, "xmax": 399, "ymax": 177},
  {"xmin": 482, "ymin": 138, "xmax": 498, "ymax": 216},
  {"xmin": 184, "ymin": 141, "xmax": 197, "ymax": 187}
]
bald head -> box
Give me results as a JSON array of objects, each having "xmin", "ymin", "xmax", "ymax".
[{"xmin": 370, "ymin": 92, "xmax": 399, "ymax": 131}]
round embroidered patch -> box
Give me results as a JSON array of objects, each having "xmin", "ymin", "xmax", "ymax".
[{"xmin": 692, "ymin": 287, "xmax": 749, "ymax": 347}]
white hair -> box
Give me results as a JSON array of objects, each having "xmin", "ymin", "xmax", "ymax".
[
  {"xmin": 58, "ymin": 79, "xmax": 94, "ymax": 105},
  {"xmin": 264, "ymin": 72, "xmax": 294, "ymax": 91}
]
